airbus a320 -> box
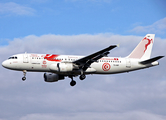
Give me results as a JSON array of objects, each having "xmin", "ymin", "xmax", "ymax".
[{"xmin": 2, "ymin": 34, "xmax": 164, "ymax": 86}]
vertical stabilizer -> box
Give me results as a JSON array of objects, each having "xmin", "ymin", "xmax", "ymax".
[{"xmin": 127, "ymin": 34, "xmax": 155, "ymax": 60}]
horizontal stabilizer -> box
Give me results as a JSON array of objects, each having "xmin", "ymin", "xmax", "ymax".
[{"xmin": 139, "ymin": 56, "xmax": 164, "ymax": 65}]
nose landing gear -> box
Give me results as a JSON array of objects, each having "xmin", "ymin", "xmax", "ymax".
[{"xmin": 22, "ymin": 70, "xmax": 27, "ymax": 81}]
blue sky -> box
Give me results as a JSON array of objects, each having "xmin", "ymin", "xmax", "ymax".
[
  {"xmin": 0, "ymin": 0, "xmax": 166, "ymax": 120},
  {"xmin": 0, "ymin": 0, "xmax": 166, "ymax": 42}
]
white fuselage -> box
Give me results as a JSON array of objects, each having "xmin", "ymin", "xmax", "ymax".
[
  {"xmin": 1, "ymin": 34, "xmax": 163, "ymax": 86},
  {"xmin": 2, "ymin": 53, "xmax": 159, "ymax": 76}
]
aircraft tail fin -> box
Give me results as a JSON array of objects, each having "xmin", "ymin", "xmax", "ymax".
[{"xmin": 127, "ymin": 34, "xmax": 155, "ymax": 60}]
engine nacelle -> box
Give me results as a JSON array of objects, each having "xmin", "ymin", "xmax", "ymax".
[
  {"xmin": 49, "ymin": 63, "xmax": 74, "ymax": 72},
  {"xmin": 44, "ymin": 73, "xmax": 64, "ymax": 82}
]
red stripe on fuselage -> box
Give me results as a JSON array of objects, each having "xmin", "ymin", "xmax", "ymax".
[{"xmin": 44, "ymin": 54, "xmax": 61, "ymax": 62}]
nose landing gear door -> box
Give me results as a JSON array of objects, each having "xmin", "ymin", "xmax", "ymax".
[{"xmin": 23, "ymin": 53, "xmax": 29, "ymax": 63}]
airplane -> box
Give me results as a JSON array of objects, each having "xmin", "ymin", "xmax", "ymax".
[{"xmin": 2, "ymin": 34, "xmax": 164, "ymax": 86}]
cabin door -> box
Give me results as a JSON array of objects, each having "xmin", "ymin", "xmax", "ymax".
[
  {"xmin": 23, "ymin": 53, "xmax": 29, "ymax": 63},
  {"xmin": 126, "ymin": 58, "xmax": 131, "ymax": 68}
]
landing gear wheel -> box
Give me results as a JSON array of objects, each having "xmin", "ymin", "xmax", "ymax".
[
  {"xmin": 22, "ymin": 77, "xmax": 26, "ymax": 81},
  {"xmin": 70, "ymin": 80, "xmax": 76, "ymax": 86},
  {"xmin": 80, "ymin": 74, "xmax": 86, "ymax": 80}
]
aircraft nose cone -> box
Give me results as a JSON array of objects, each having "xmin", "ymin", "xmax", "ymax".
[{"xmin": 2, "ymin": 60, "xmax": 8, "ymax": 68}]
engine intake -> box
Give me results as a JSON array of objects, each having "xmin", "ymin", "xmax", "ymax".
[{"xmin": 44, "ymin": 73, "xmax": 64, "ymax": 82}]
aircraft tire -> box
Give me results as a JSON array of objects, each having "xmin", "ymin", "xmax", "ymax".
[
  {"xmin": 80, "ymin": 74, "xmax": 86, "ymax": 80},
  {"xmin": 70, "ymin": 80, "xmax": 76, "ymax": 86},
  {"xmin": 22, "ymin": 77, "xmax": 26, "ymax": 81}
]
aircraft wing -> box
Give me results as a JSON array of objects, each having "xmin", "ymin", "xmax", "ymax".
[{"xmin": 73, "ymin": 45, "xmax": 117, "ymax": 71}]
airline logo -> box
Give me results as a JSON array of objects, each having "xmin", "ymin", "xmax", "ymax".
[
  {"xmin": 43, "ymin": 61, "xmax": 47, "ymax": 64},
  {"xmin": 102, "ymin": 63, "xmax": 111, "ymax": 71},
  {"xmin": 128, "ymin": 35, "xmax": 154, "ymax": 59},
  {"xmin": 142, "ymin": 37, "xmax": 153, "ymax": 52}
]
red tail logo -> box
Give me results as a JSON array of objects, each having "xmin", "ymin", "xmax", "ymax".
[{"xmin": 142, "ymin": 37, "xmax": 153, "ymax": 52}]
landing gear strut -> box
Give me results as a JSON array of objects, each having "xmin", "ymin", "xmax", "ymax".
[
  {"xmin": 69, "ymin": 76, "xmax": 76, "ymax": 86},
  {"xmin": 22, "ymin": 70, "xmax": 27, "ymax": 81}
]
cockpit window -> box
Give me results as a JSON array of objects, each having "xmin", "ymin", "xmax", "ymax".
[
  {"xmin": 8, "ymin": 56, "xmax": 18, "ymax": 59},
  {"xmin": 8, "ymin": 57, "xmax": 13, "ymax": 59}
]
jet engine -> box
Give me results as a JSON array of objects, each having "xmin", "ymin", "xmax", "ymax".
[
  {"xmin": 49, "ymin": 63, "xmax": 78, "ymax": 72},
  {"xmin": 44, "ymin": 73, "xmax": 64, "ymax": 82}
]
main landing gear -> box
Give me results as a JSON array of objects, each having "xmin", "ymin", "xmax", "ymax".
[
  {"xmin": 69, "ymin": 74, "xmax": 86, "ymax": 86},
  {"xmin": 79, "ymin": 74, "xmax": 86, "ymax": 80},
  {"xmin": 22, "ymin": 70, "xmax": 27, "ymax": 81},
  {"xmin": 69, "ymin": 76, "xmax": 76, "ymax": 86}
]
